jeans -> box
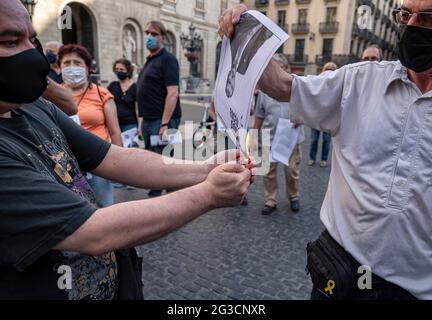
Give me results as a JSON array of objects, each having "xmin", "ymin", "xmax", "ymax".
[
  {"xmin": 141, "ymin": 118, "xmax": 181, "ymax": 196},
  {"xmin": 309, "ymin": 129, "xmax": 331, "ymax": 162},
  {"xmin": 121, "ymin": 123, "xmax": 137, "ymax": 132},
  {"xmin": 141, "ymin": 118, "xmax": 181, "ymax": 154},
  {"xmin": 87, "ymin": 174, "xmax": 114, "ymax": 208}
]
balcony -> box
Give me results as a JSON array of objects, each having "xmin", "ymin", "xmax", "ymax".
[
  {"xmin": 295, "ymin": 0, "xmax": 311, "ymax": 4},
  {"xmin": 255, "ymin": 0, "xmax": 269, "ymax": 7},
  {"xmin": 278, "ymin": 24, "xmax": 289, "ymax": 32},
  {"xmin": 382, "ymin": 15, "xmax": 392, "ymax": 27},
  {"xmin": 275, "ymin": 0, "xmax": 290, "ymax": 5},
  {"xmin": 291, "ymin": 23, "xmax": 310, "ymax": 34},
  {"xmin": 374, "ymin": 8, "xmax": 382, "ymax": 19},
  {"xmin": 315, "ymin": 54, "xmax": 333, "ymax": 66},
  {"xmin": 316, "ymin": 54, "xmax": 359, "ymax": 67},
  {"xmin": 319, "ymin": 21, "xmax": 339, "ymax": 34},
  {"xmin": 287, "ymin": 54, "xmax": 309, "ymax": 65}
]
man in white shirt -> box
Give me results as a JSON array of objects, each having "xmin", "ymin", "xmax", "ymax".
[
  {"xmin": 219, "ymin": 0, "xmax": 432, "ymax": 300},
  {"xmin": 254, "ymin": 54, "xmax": 304, "ymax": 214}
]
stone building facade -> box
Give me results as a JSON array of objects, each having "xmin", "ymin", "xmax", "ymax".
[
  {"xmin": 32, "ymin": 0, "xmax": 238, "ymax": 84},
  {"xmin": 243, "ymin": 0, "xmax": 402, "ymax": 75}
]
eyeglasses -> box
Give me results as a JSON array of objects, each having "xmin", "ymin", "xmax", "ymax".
[{"xmin": 392, "ymin": 8, "xmax": 432, "ymax": 29}]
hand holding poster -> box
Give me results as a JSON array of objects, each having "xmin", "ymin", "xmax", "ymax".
[{"xmin": 214, "ymin": 10, "xmax": 289, "ymax": 156}]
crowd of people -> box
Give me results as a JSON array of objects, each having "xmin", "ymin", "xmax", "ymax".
[{"xmin": 0, "ymin": 0, "xmax": 431, "ymax": 301}]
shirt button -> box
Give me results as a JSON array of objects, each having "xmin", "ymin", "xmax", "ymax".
[
  {"xmin": 395, "ymin": 179, "xmax": 405, "ymax": 187},
  {"xmin": 400, "ymin": 153, "xmax": 409, "ymax": 161}
]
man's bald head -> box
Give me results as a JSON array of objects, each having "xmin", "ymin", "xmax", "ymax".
[
  {"xmin": 362, "ymin": 46, "xmax": 383, "ymax": 62},
  {"xmin": 46, "ymin": 41, "xmax": 63, "ymax": 55},
  {"xmin": 0, "ymin": 0, "xmax": 29, "ymax": 22}
]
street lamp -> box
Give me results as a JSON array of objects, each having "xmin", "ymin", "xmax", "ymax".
[
  {"xmin": 21, "ymin": 0, "xmax": 38, "ymax": 20},
  {"xmin": 180, "ymin": 24, "xmax": 203, "ymax": 79}
]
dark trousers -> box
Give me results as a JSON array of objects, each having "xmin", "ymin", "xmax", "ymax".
[
  {"xmin": 141, "ymin": 117, "xmax": 181, "ymax": 196},
  {"xmin": 309, "ymin": 129, "xmax": 331, "ymax": 162},
  {"xmin": 307, "ymin": 230, "xmax": 417, "ymax": 300}
]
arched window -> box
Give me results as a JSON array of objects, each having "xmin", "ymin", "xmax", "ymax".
[
  {"xmin": 61, "ymin": 2, "xmax": 98, "ymax": 62},
  {"xmin": 165, "ymin": 31, "xmax": 177, "ymax": 57}
]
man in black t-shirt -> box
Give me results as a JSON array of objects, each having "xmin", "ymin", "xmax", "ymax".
[
  {"xmin": 137, "ymin": 21, "xmax": 182, "ymax": 197},
  {"xmin": 0, "ymin": 0, "xmax": 254, "ymax": 300}
]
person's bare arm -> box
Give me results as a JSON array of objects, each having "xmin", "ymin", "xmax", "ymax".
[
  {"xmin": 159, "ymin": 85, "xmax": 179, "ymax": 138},
  {"xmin": 104, "ymin": 99, "xmax": 123, "ymax": 147},
  {"xmin": 92, "ymin": 145, "xmax": 242, "ymax": 190},
  {"xmin": 42, "ymin": 81, "xmax": 78, "ymax": 116},
  {"xmin": 54, "ymin": 163, "xmax": 251, "ymax": 256},
  {"xmin": 218, "ymin": 5, "xmax": 293, "ymax": 102},
  {"xmin": 135, "ymin": 102, "xmax": 140, "ymax": 135},
  {"xmin": 258, "ymin": 59, "xmax": 293, "ymax": 102},
  {"xmin": 208, "ymin": 102, "xmax": 217, "ymax": 122},
  {"xmin": 253, "ymin": 117, "xmax": 264, "ymax": 131}
]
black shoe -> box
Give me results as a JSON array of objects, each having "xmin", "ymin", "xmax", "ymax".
[
  {"xmin": 261, "ymin": 205, "xmax": 277, "ymax": 215},
  {"xmin": 241, "ymin": 197, "xmax": 248, "ymax": 206},
  {"xmin": 290, "ymin": 200, "xmax": 300, "ymax": 213}
]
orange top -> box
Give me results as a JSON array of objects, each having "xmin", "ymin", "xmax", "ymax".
[{"xmin": 72, "ymin": 85, "xmax": 114, "ymax": 142}]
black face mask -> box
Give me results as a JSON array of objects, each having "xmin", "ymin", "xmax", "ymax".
[
  {"xmin": 115, "ymin": 71, "xmax": 128, "ymax": 81},
  {"xmin": 397, "ymin": 25, "xmax": 432, "ymax": 73},
  {"xmin": 0, "ymin": 48, "xmax": 50, "ymax": 104}
]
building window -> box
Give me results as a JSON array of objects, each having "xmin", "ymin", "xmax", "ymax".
[
  {"xmin": 298, "ymin": 9, "xmax": 308, "ymax": 24},
  {"xmin": 165, "ymin": 31, "xmax": 176, "ymax": 56},
  {"xmin": 195, "ymin": 0, "xmax": 205, "ymax": 11},
  {"xmin": 278, "ymin": 10, "xmax": 287, "ymax": 28},
  {"xmin": 326, "ymin": 7, "xmax": 337, "ymax": 22},
  {"xmin": 221, "ymin": 0, "xmax": 228, "ymax": 15},
  {"xmin": 295, "ymin": 39, "xmax": 305, "ymax": 60},
  {"xmin": 322, "ymin": 38, "xmax": 333, "ymax": 59}
]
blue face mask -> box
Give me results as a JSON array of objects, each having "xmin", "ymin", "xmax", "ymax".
[
  {"xmin": 145, "ymin": 35, "xmax": 159, "ymax": 51},
  {"xmin": 46, "ymin": 52, "xmax": 58, "ymax": 64}
]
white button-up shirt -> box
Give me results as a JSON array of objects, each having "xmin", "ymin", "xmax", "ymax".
[{"xmin": 290, "ymin": 61, "xmax": 432, "ymax": 299}]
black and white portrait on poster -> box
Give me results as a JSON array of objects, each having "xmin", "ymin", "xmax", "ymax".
[{"xmin": 215, "ymin": 10, "xmax": 289, "ymax": 154}]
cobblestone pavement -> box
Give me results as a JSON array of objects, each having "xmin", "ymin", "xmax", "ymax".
[
  {"xmin": 115, "ymin": 104, "xmax": 331, "ymax": 300},
  {"xmin": 115, "ymin": 141, "xmax": 330, "ymax": 299}
]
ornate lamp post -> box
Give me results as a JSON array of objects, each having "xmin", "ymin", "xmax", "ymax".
[
  {"xmin": 180, "ymin": 24, "xmax": 203, "ymax": 79},
  {"xmin": 21, "ymin": 0, "xmax": 38, "ymax": 21}
]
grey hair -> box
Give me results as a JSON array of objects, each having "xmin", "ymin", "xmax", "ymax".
[
  {"xmin": 366, "ymin": 44, "xmax": 383, "ymax": 61},
  {"xmin": 45, "ymin": 41, "xmax": 64, "ymax": 51},
  {"xmin": 273, "ymin": 53, "xmax": 289, "ymax": 67}
]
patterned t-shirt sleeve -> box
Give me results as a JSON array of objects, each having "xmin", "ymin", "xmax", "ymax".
[
  {"xmin": 0, "ymin": 156, "xmax": 97, "ymax": 272},
  {"xmin": 47, "ymin": 100, "xmax": 111, "ymax": 172}
]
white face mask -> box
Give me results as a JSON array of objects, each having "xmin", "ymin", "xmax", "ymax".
[{"xmin": 62, "ymin": 66, "xmax": 87, "ymax": 87}]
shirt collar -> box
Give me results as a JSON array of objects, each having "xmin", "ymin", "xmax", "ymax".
[
  {"xmin": 147, "ymin": 48, "xmax": 165, "ymax": 60},
  {"xmin": 385, "ymin": 61, "xmax": 411, "ymax": 94},
  {"xmin": 385, "ymin": 61, "xmax": 432, "ymax": 98}
]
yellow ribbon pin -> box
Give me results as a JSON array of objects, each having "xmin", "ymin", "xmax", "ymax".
[{"xmin": 324, "ymin": 280, "xmax": 336, "ymax": 295}]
